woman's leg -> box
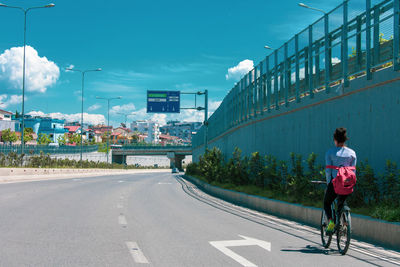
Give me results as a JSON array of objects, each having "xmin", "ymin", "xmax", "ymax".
[{"xmin": 324, "ymin": 182, "xmax": 337, "ymax": 220}]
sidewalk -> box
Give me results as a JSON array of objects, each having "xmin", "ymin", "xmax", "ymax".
[{"xmin": 0, "ymin": 168, "xmax": 169, "ymax": 184}]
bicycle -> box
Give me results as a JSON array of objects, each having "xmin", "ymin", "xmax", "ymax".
[{"xmin": 312, "ymin": 180, "xmax": 352, "ymax": 255}]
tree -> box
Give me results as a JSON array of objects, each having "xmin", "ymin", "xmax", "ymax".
[
  {"xmin": 1, "ymin": 129, "xmax": 18, "ymax": 143},
  {"xmin": 23, "ymin": 128, "xmax": 34, "ymax": 143},
  {"xmin": 57, "ymin": 134, "xmax": 67, "ymax": 145},
  {"xmin": 38, "ymin": 133, "xmax": 52, "ymax": 145},
  {"xmin": 68, "ymin": 133, "xmax": 81, "ymax": 144}
]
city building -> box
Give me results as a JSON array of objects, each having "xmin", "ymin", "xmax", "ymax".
[
  {"xmin": 160, "ymin": 121, "xmax": 202, "ymax": 143},
  {"xmin": 0, "ymin": 109, "xmax": 16, "ymax": 132},
  {"xmin": 130, "ymin": 120, "xmax": 160, "ymax": 144}
]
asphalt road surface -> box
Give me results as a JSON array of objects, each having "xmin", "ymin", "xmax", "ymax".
[{"xmin": 0, "ymin": 171, "xmax": 399, "ymax": 266}]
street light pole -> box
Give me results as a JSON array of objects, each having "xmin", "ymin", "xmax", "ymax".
[
  {"xmin": 298, "ymin": 3, "xmax": 326, "ymax": 14},
  {"xmin": 96, "ymin": 96, "xmax": 121, "ymax": 164},
  {"xmin": 66, "ymin": 68, "xmax": 101, "ymax": 164},
  {"xmin": 0, "ymin": 3, "xmax": 55, "ymax": 155},
  {"xmin": 117, "ymin": 112, "xmax": 135, "ymax": 166}
]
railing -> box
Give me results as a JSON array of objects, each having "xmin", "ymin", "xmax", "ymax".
[
  {"xmin": 0, "ymin": 145, "xmax": 99, "ymax": 155},
  {"xmin": 114, "ymin": 145, "xmax": 192, "ymax": 150},
  {"xmin": 194, "ymin": 0, "xmax": 399, "ymax": 149}
]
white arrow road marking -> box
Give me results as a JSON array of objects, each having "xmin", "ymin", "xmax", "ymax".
[
  {"xmin": 209, "ymin": 235, "xmax": 271, "ymax": 267},
  {"xmin": 126, "ymin": 242, "xmax": 149, "ymax": 264}
]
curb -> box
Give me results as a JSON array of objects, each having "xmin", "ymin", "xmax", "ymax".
[{"xmin": 183, "ymin": 174, "xmax": 400, "ymax": 251}]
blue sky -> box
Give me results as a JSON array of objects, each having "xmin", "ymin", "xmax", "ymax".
[{"xmin": 0, "ymin": 0, "xmax": 361, "ymax": 126}]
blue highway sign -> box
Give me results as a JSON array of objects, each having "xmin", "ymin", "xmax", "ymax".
[{"xmin": 147, "ymin": 90, "xmax": 180, "ymax": 113}]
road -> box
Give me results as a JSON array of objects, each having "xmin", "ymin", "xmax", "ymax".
[{"xmin": 0, "ymin": 171, "xmax": 399, "ymax": 266}]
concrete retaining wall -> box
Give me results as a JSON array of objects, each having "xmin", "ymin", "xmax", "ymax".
[
  {"xmin": 0, "ymin": 168, "xmax": 168, "ymax": 183},
  {"xmin": 184, "ymin": 175, "xmax": 400, "ymax": 250}
]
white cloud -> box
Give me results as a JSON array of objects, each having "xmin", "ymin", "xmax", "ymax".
[
  {"xmin": 0, "ymin": 94, "xmax": 23, "ymax": 108},
  {"xmin": 225, "ymin": 59, "xmax": 254, "ymax": 81},
  {"xmin": 27, "ymin": 111, "xmax": 106, "ymax": 126},
  {"xmin": 0, "ymin": 46, "xmax": 60, "ymax": 93},
  {"xmin": 332, "ymin": 57, "xmax": 341, "ymax": 65},
  {"xmin": 110, "ymin": 103, "xmax": 136, "ymax": 115},
  {"xmin": 88, "ymin": 104, "xmax": 101, "ymax": 112}
]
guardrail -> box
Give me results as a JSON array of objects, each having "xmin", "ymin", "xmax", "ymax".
[
  {"xmin": 113, "ymin": 145, "xmax": 192, "ymax": 150},
  {"xmin": 0, "ymin": 145, "xmax": 99, "ymax": 155},
  {"xmin": 194, "ymin": 0, "xmax": 399, "ymax": 149}
]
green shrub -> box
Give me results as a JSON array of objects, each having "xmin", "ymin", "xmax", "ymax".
[{"xmin": 186, "ymin": 147, "xmax": 400, "ymax": 222}]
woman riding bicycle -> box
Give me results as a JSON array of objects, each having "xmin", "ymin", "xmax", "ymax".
[{"xmin": 324, "ymin": 127, "xmax": 357, "ymax": 233}]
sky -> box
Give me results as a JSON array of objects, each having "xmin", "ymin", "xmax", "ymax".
[{"xmin": 0, "ymin": 0, "xmax": 366, "ymax": 127}]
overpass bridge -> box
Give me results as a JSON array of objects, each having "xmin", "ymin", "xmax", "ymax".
[{"xmin": 111, "ymin": 145, "xmax": 192, "ymax": 169}]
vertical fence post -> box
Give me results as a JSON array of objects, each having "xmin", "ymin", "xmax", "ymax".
[
  {"xmin": 245, "ymin": 74, "xmax": 249, "ymax": 121},
  {"xmin": 343, "ymin": 0, "xmax": 349, "ymax": 87},
  {"xmin": 254, "ymin": 67, "xmax": 258, "ymax": 117},
  {"xmin": 324, "ymin": 13, "xmax": 330, "ymax": 93},
  {"xmin": 235, "ymin": 85, "xmax": 238, "ymax": 125},
  {"xmin": 366, "ymin": 0, "xmax": 372, "ymax": 79},
  {"xmin": 259, "ymin": 62, "xmax": 264, "ymax": 115},
  {"xmin": 284, "ymin": 42, "xmax": 289, "ymax": 107},
  {"xmin": 373, "ymin": 5, "xmax": 380, "ymax": 66},
  {"xmin": 356, "ymin": 15, "xmax": 362, "ymax": 71},
  {"xmin": 266, "ymin": 56, "xmax": 271, "ymax": 112},
  {"xmin": 295, "ymin": 34, "xmax": 300, "ymax": 101},
  {"xmin": 315, "ymin": 41, "xmax": 320, "ymax": 88},
  {"xmin": 274, "ymin": 50, "xmax": 279, "ymax": 110},
  {"xmin": 394, "ymin": 0, "xmax": 400, "ymax": 71},
  {"xmin": 249, "ymin": 72, "xmax": 253, "ymax": 119},
  {"xmin": 308, "ymin": 25, "xmax": 314, "ymax": 98}
]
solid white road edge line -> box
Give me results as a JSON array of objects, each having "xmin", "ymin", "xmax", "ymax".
[{"xmin": 126, "ymin": 242, "xmax": 149, "ymax": 264}]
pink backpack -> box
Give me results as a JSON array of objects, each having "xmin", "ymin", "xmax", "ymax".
[{"xmin": 326, "ymin": 165, "xmax": 357, "ymax": 195}]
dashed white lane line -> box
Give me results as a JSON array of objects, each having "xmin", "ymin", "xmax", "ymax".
[
  {"xmin": 118, "ymin": 214, "xmax": 127, "ymax": 227},
  {"xmin": 118, "ymin": 180, "xmax": 124, "ymax": 183},
  {"xmin": 126, "ymin": 242, "xmax": 149, "ymax": 264},
  {"xmin": 157, "ymin": 182, "xmax": 172, "ymax": 185},
  {"xmin": 72, "ymin": 178, "xmax": 81, "ymax": 181},
  {"xmin": 117, "ymin": 203, "xmax": 123, "ymax": 209}
]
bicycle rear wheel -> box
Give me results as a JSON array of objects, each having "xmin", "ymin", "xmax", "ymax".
[
  {"xmin": 337, "ymin": 211, "xmax": 351, "ymax": 255},
  {"xmin": 320, "ymin": 210, "xmax": 332, "ymax": 248}
]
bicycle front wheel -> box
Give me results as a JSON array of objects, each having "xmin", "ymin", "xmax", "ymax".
[
  {"xmin": 337, "ymin": 211, "xmax": 351, "ymax": 255},
  {"xmin": 320, "ymin": 210, "xmax": 332, "ymax": 248}
]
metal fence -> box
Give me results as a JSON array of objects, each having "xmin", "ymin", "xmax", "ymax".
[
  {"xmin": 0, "ymin": 145, "xmax": 99, "ymax": 155},
  {"xmin": 114, "ymin": 145, "xmax": 192, "ymax": 150},
  {"xmin": 194, "ymin": 0, "xmax": 399, "ymax": 148}
]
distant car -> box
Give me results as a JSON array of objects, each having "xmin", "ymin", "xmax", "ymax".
[{"xmin": 171, "ymin": 168, "xmax": 179, "ymax": 173}]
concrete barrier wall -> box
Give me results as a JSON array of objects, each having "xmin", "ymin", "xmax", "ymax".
[
  {"xmin": 184, "ymin": 175, "xmax": 400, "ymax": 250},
  {"xmin": 193, "ymin": 67, "xmax": 400, "ymax": 174},
  {"xmin": 0, "ymin": 168, "xmax": 132, "ymax": 177}
]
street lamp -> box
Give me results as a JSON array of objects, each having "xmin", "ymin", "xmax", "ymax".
[
  {"xmin": 0, "ymin": 3, "xmax": 55, "ymax": 155},
  {"xmin": 96, "ymin": 96, "xmax": 122, "ymax": 164},
  {"xmin": 117, "ymin": 112, "xmax": 136, "ymax": 166},
  {"xmin": 66, "ymin": 67, "xmax": 101, "ymax": 164},
  {"xmin": 298, "ymin": 3, "xmax": 326, "ymax": 14}
]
